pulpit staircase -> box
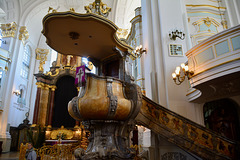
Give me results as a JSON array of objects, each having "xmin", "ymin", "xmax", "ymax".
[{"xmin": 136, "ymin": 96, "xmax": 239, "ymax": 160}]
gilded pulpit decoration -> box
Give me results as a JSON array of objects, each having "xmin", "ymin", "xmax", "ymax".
[
  {"xmin": 48, "ymin": 7, "xmax": 58, "ymax": 13},
  {"xmin": 19, "ymin": 26, "xmax": 29, "ymax": 45},
  {"xmin": 67, "ymin": 55, "xmax": 73, "ymax": 66},
  {"xmin": 116, "ymin": 28, "xmax": 129, "ymax": 39},
  {"xmin": 0, "ymin": 22, "xmax": 17, "ymax": 38},
  {"xmin": 36, "ymin": 48, "xmax": 49, "ymax": 73},
  {"xmin": 85, "ymin": 0, "xmax": 111, "ymax": 18},
  {"xmin": 69, "ymin": 8, "xmax": 75, "ymax": 12}
]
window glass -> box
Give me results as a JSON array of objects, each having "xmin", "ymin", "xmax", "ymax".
[{"xmin": 20, "ymin": 46, "xmax": 31, "ymax": 79}]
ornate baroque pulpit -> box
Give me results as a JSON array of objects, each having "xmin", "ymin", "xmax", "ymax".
[{"xmin": 40, "ymin": 9, "xmax": 142, "ymax": 159}]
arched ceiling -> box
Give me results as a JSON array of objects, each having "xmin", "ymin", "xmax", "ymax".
[{"xmin": 1, "ymin": 0, "xmax": 141, "ymax": 48}]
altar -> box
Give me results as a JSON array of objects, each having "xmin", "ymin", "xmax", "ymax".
[{"xmin": 45, "ymin": 140, "xmax": 78, "ymax": 145}]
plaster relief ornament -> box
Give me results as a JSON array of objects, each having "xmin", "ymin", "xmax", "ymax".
[
  {"xmin": 0, "ymin": 22, "xmax": 17, "ymax": 38},
  {"xmin": 19, "ymin": 26, "xmax": 29, "ymax": 45},
  {"xmin": 35, "ymin": 48, "xmax": 49, "ymax": 73}
]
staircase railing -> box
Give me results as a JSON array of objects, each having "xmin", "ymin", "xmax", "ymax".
[{"xmin": 136, "ymin": 96, "xmax": 238, "ymax": 160}]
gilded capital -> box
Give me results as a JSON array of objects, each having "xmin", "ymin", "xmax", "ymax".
[
  {"xmin": 50, "ymin": 85, "xmax": 57, "ymax": 91},
  {"xmin": 0, "ymin": 22, "xmax": 17, "ymax": 38},
  {"xmin": 19, "ymin": 26, "xmax": 29, "ymax": 45},
  {"xmin": 44, "ymin": 84, "xmax": 51, "ymax": 90},
  {"xmin": 36, "ymin": 48, "xmax": 49, "ymax": 73},
  {"xmin": 36, "ymin": 82, "xmax": 44, "ymax": 88}
]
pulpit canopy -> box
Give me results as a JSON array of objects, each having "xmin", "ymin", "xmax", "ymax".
[{"xmin": 42, "ymin": 12, "xmax": 133, "ymax": 61}]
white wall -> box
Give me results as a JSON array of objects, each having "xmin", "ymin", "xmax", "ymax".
[{"xmin": 142, "ymin": 0, "xmax": 202, "ymax": 124}]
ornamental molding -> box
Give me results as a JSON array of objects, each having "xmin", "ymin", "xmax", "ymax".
[
  {"xmin": 19, "ymin": 26, "xmax": 29, "ymax": 45},
  {"xmin": 35, "ymin": 48, "xmax": 49, "ymax": 73},
  {"xmin": 0, "ymin": 22, "xmax": 17, "ymax": 38}
]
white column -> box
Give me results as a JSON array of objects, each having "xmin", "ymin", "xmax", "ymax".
[
  {"xmin": 233, "ymin": 0, "xmax": 240, "ymax": 23},
  {"xmin": 151, "ymin": 0, "xmax": 168, "ymax": 107},
  {"xmin": 0, "ymin": 31, "xmax": 21, "ymax": 153},
  {"xmin": 223, "ymin": 0, "xmax": 234, "ymax": 27},
  {"xmin": 180, "ymin": 0, "xmax": 192, "ymax": 50},
  {"xmin": 141, "ymin": 0, "xmax": 157, "ymax": 101}
]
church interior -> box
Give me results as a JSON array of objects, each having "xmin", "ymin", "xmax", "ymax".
[{"xmin": 0, "ymin": 0, "xmax": 240, "ymax": 159}]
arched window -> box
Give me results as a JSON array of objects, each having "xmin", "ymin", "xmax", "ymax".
[{"xmin": 20, "ymin": 45, "xmax": 31, "ymax": 79}]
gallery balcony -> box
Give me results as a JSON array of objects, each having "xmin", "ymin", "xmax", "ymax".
[{"xmin": 185, "ymin": 24, "xmax": 240, "ymax": 102}]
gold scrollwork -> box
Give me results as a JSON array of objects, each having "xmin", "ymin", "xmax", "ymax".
[
  {"xmin": 0, "ymin": 22, "xmax": 17, "ymax": 38},
  {"xmin": 48, "ymin": 7, "xmax": 58, "ymax": 13},
  {"xmin": 193, "ymin": 17, "xmax": 220, "ymax": 32},
  {"xmin": 50, "ymin": 126, "xmax": 73, "ymax": 140},
  {"xmin": 36, "ymin": 48, "xmax": 49, "ymax": 73},
  {"xmin": 46, "ymin": 68, "xmax": 60, "ymax": 77},
  {"xmin": 19, "ymin": 26, "xmax": 29, "ymax": 45},
  {"xmin": 85, "ymin": 0, "xmax": 111, "ymax": 18},
  {"xmin": 221, "ymin": 20, "xmax": 228, "ymax": 29},
  {"xmin": 116, "ymin": 28, "xmax": 129, "ymax": 39}
]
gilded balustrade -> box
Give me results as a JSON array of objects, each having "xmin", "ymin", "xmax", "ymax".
[
  {"xmin": 135, "ymin": 96, "xmax": 237, "ymax": 160},
  {"xmin": 19, "ymin": 143, "xmax": 84, "ymax": 160}
]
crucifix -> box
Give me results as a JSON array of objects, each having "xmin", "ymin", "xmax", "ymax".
[{"xmin": 76, "ymin": 67, "xmax": 85, "ymax": 85}]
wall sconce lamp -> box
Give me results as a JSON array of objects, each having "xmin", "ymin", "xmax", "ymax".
[
  {"xmin": 169, "ymin": 29, "xmax": 185, "ymax": 41},
  {"xmin": 172, "ymin": 63, "xmax": 194, "ymax": 85},
  {"xmin": 134, "ymin": 45, "xmax": 147, "ymax": 58},
  {"xmin": 13, "ymin": 90, "xmax": 21, "ymax": 96}
]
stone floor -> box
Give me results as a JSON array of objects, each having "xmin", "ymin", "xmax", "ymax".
[{"xmin": 0, "ymin": 152, "xmax": 19, "ymax": 160}]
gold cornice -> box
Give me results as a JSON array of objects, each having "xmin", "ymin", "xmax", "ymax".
[
  {"xmin": 191, "ymin": 32, "xmax": 215, "ymax": 38},
  {"xmin": 0, "ymin": 22, "xmax": 17, "ymax": 38},
  {"xmin": 187, "ymin": 11, "xmax": 222, "ymax": 16},
  {"xmin": 186, "ymin": 4, "xmax": 226, "ymax": 10}
]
